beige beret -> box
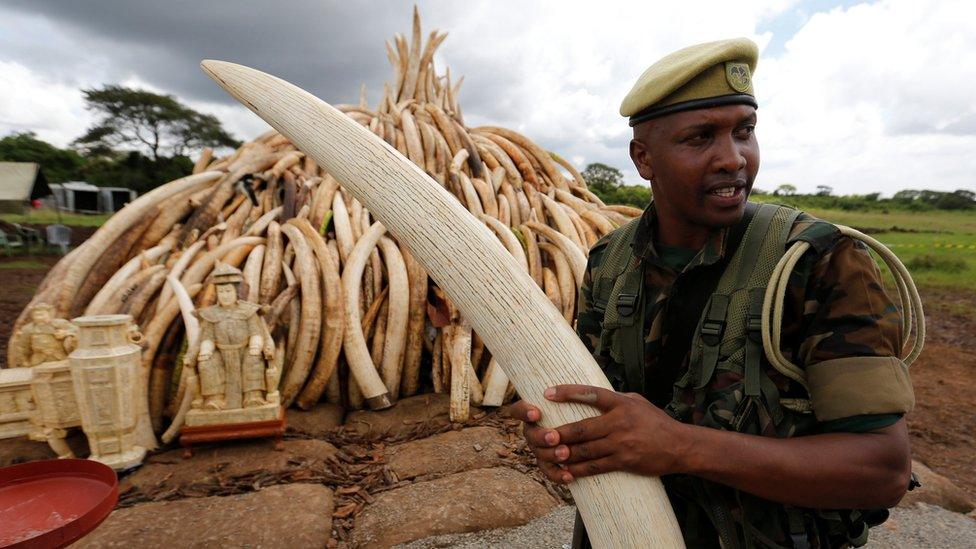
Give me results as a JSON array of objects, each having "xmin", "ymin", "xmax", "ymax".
[{"xmin": 620, "ymin": 37, "xmax": 759, "ymax": 126}]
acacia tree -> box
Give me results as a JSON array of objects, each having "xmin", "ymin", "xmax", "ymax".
[
  {"xmin": 582, "ymin": 162, "xmax": 650, "ymax": 208},
  {"xmin": 581, "ymin": 162, "xmax": 625, "ymax": 195},
  {"xmin": 73, "ymin": 85, "xmax": 238, "ymax": 161},
  {"xmin": 774, "ymin": 183, "xmax": 797, "ymax": 196}
]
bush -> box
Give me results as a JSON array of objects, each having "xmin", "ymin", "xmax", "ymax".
[{"xmin": 906, "ymin": 254, "xmax": 968, "ymax": 273}]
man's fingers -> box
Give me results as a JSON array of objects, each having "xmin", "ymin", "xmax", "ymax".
[
  {"xmin": 538, "ymin": 438, "xmax": 614, "ymax": 465},
  {"xmin": 524, "ymin": 423, "xmax": 559, "ymax": 448},
  {"xmin": 554, "ymin": 414, "xmax": 614, "ymax": 445},
  {"xmin": 538, "ymin": 459, "xmax": 573, "ymax": 484},
  {"xmin": 544, "ymin": 384, "xmax": 624, "ymax": 413},
  {"xmin": 506, "ymin": 400, "xmax": 542, "ymax": 423},
  {"xmin": 563, "ymin": 438, "xmax": 615, "ymax": 464},
  {"xmin": 565, "ymin": 456, "xmax": 619, "ymax": 479},
  {"xmin": 531, "ymin": 444, "xmax": 562, "ymax": 464}
]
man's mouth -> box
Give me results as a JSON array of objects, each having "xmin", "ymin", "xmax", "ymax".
[
  {"xmin": 704, "ymin": 181, "xmax": 748, "ymax": 207},
  {"xmin": 708, "ymin": 185, "xmax": 740, "ymax": 198}
]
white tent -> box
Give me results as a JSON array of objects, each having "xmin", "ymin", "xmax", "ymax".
[{"xmin": 0, "ymin": 162, "xmax": 51, "ymax": 213}]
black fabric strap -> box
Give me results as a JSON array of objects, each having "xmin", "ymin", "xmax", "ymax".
[{"xmin": 629, "ymin": 93, "xmax": 758, "ymax": 126}]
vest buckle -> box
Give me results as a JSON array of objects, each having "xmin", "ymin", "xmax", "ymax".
[
  {"xmin": 700, "ymin": 319, "xmax": 725, "ymax": 346},
  {"xmin": 616, "ymin": 293, "xmax": 638, "ymax": 317},
  {"xmin": 746, "ymin": 315, "xmax": 763, "ymax": 342}
]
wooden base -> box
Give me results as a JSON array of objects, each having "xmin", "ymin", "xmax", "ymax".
[{"xmin": 179, "ymin": 409, "xmax": 285, "ymax": 457}]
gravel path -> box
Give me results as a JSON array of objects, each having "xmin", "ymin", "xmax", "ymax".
[{"xmin": 397, "ymin": 503, "xmax": 976, "ymax": 548}]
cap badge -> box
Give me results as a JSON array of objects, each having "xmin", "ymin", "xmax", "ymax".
[{"xmin": 725, "ymin": 62, "xmax": 751, "ymax": 93}]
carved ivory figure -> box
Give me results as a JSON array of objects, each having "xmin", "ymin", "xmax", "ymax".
[
  {"xmin": 186, "ymin": 263, "xmax": 281, "ymax": 427},
  {"xmin": 2, "ymin": 303, "xmax": 81, "ymax": 456},
  {"xmin": 15, "ymin": 303, "xmax": 77, "ymax": 367}
]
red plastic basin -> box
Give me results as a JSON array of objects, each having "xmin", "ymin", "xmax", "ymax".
[{"xmin": 0, "ymin": 459, "xmax": 118, "ymax": 548}]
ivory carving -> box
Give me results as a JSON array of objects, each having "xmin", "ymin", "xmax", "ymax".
[{"xmin": 184, "ymin": 262, "xmax": 282, "ymax": 427}]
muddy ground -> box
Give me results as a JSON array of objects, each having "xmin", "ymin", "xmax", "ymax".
[{"xmin": 1, "ymin": 253, "xmax": 974, "ymax": 500}]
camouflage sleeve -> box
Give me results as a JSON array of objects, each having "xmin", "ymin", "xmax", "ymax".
[
  {"xmin": 784, "ymin": 236, "xmax": 915, "ymax": 423},
  {"xmin": 574, "ymin": 264, "xmax": 602, "ymax": 354},
  {"xmin": 575, "ymin": 245, "xmax": 628, "ymax": 390}
]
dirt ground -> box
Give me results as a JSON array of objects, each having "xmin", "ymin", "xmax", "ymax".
[
  {"xmin": 0, "ymin": 254, "xmax": 61, "ymax": 367},
  {"xmin": 1, "ymin": 254, "xmax": 974, "ymax": 500},
  {"xmin": 903, "ymin": 288, "xmax": 976, "ymax": 497}
]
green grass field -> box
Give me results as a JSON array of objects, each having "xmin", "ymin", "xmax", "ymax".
[
  {"xmin": 798, "ymin": 208, "xmax": 975, "ymax": 290},
  {"xmin": 0, "ymin": 260, "xmax": 49, "ymax": 270},
  {"xmin": 0, "ymin": 209, "xmax": 112, "ymax": 227}
]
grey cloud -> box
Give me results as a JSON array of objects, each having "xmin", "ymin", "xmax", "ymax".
[{"xmin": 0, "ymin": 0, "xmax": 480, "ymax": 106}]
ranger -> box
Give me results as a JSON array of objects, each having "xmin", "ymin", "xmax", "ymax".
[{"xmin": 510, "ymin": 38, "xmax": 916, "ymax": 548}]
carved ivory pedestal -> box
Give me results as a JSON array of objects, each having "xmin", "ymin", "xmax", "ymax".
[
  {"xmin": 0, "ymin": 368, "xmax": 34, "ymax": 439},
  {"xmin": 69, "ymin": 314, "xmax": 146, "ymax": 470},
  {"xmin": 30, "ymin": 360, "xmax": 82, "ymax": 457}
]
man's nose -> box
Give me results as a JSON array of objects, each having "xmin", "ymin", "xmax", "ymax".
[{"xmin": 714, "ymin": 135, "xmax": 747, "ymax": 173}]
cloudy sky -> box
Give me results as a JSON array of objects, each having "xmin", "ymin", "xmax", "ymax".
[{"xmin": 1, "ymin": 0, "xmax": 974, "ymax": 195}]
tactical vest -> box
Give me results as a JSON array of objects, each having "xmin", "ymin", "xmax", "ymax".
[{"xmin": 580, "ymin": 204, "xmax": 882, "ymax": 549}]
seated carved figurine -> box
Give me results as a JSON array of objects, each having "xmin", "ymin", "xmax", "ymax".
[{"xmin": 189, "ymin": 263, "xmax": 280, "ymax": 416}]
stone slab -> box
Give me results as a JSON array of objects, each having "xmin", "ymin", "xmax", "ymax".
[
  {"xmin": 122, "ymin": 438, "xmax": 338, "ymax": 494},
  {"xmin": 76, "ymin": 483, "xmax": 333, "ymax": 548},
  {"xmin": 353, "ymin": 466, "xmax": 559, "ymax": 547},
  {"xmin": 384, "ymin": 426, "xmax": 509, "ymax": 480}
]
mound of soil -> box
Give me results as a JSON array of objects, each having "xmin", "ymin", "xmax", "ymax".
[{"xmin": 0, "ymin": 254, "xmax": 61, "ymax": 368}]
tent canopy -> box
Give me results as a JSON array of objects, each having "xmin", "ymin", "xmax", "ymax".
[{"xmin": 0, "ymin": 162, "xmax": 51, "ymax": 201}]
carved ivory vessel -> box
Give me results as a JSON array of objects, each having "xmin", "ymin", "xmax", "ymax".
[{"xmin": 69, "ymin": 314, "xmax": 146, "ymax": 470}]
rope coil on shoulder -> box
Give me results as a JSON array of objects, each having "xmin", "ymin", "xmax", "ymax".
[{"xmin": 761, "ymin": 225, "xmax": 925, "ymax": 390}]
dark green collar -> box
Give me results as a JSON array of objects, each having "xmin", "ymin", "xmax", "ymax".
[{"xmin": 631, "ymin": 200, "xmax": 746, "ymax": 272}]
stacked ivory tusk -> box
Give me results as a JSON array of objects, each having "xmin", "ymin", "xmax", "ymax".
[{"xmin": 7, "ymin": 9, "xmax": 640, "ymax": 430}]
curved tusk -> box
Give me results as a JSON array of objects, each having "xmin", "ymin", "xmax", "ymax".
[{"xmin": 201, "ymin": 59, "xmax": 682, "ymax": 548}]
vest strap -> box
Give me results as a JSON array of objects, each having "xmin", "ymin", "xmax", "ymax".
[
  {"xmin": 733, "ymin": 205, "xmax": 778, "ymax": 289},
  {"xmin": 695, "ymin": 294, "xmax": 729, "ymax": 389},
  {"xmin": 743, "ymin": 289, "xmax": 765, "ymax": 398}
]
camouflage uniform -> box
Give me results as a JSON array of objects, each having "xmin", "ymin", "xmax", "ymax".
[{"xmin": 571, "ymin": 202, "xmax": 914, "ymax": 548}]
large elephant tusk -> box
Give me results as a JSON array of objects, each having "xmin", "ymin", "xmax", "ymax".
[{"xmin": 201, "ymin": 59, "xmax": 683, "ymax": 548}]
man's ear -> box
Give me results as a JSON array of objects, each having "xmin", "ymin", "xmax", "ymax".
[{"xmin": 629, "ymin": 138, "xmax": 655, "ymax": 182}]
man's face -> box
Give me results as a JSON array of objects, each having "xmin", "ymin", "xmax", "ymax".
[{"xmin": 629, "ymin": 104, "xmax": 760, "ymax": 230}]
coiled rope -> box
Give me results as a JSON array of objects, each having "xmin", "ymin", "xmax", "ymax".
[{"xmin": 761, "ymin": 226, "xmax": 925, "ymax": 390}]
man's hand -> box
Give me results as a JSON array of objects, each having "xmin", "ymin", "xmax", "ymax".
[{"xmin": 507, "ymin": 384, "xmax": 692, "ymax": 484}]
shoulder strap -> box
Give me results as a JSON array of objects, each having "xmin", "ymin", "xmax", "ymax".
[{"xmin": 589, "ymin": 217, "xmax": 642, "ymax": 314}]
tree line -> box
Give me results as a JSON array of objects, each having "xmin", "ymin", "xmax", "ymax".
[
  {"xmin": 0, "ymin": 85, "xmax": 238, "ymax": 194},
  {"xmin": 581, "ymin": 163, "xmax": 974, "ymax": 212}
]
